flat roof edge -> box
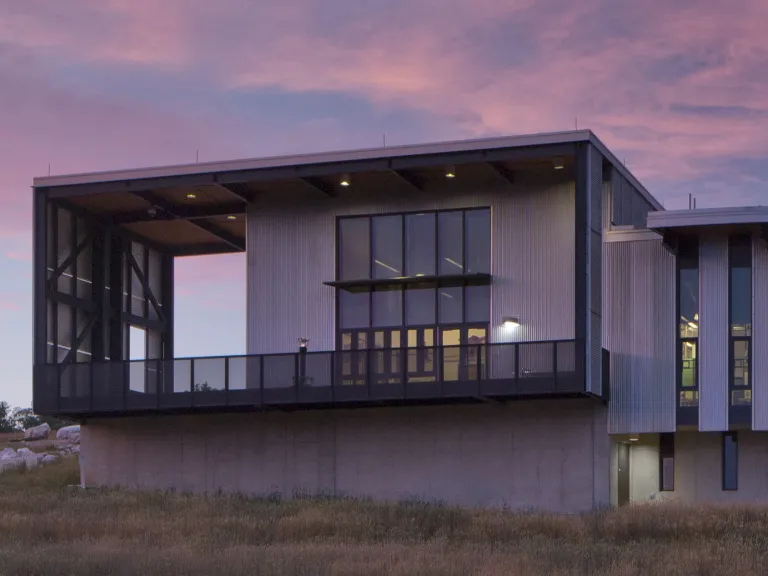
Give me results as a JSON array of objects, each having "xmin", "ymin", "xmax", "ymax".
[
  {"xmin": 34, "ymin": 129, "xmax": 592, "ymax": 188},
  {"xmin": 604, "ymin": 228, "xmax": 663, "ymax": 243},
  {"xmin": 647, "ymin": 206, "xmax": 768, "ymax": 229}
]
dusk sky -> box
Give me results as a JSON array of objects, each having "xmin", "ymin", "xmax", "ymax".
[{"xmin": 1, "ymin": 0, "xmax": 767, "ymax": 408}]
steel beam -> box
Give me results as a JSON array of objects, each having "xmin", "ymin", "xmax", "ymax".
[
  {"xmin": 109, "ymin": 202, "xmax": 245, "ymax": 225},
  {"xmin": 131, "ymin": 190, "xmax": 245, "ymax": 251},
  {"xmin": 487, "ymin": 161, "xmax": 516, "ymax": 186},
  {"xmin": 390, "ymin": 169, "xmax": 426, "ymax": 192},
  {"xmin": 299, "ymin": 176, "xmax": 337, "ymax": 197}
]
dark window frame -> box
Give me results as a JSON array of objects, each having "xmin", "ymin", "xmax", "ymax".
[
  {"xmin": 676, "ymin": 237, "xmax": 699, "ymax": 415},
  {"xmin": 659, "ymin": 433, "xmax": 675, "ymax": 492},
  {"xmin": 728, "ymin": 235, "xmax": 752, "ymax": 410},
  {"xmin": 335, "ymin": 208, "xmax": 491, "ymax": 351},
  {"xmin": 722, "ymin": 431, "xmax": 738, "ymax": 491}
]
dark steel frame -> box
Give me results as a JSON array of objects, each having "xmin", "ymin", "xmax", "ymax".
[
  {"xmin": 32, "ymin": 189, "xmax": 175, "ymax": 414},
  {"xmin": 728, "ymin": 234, "xmax": 752, "ymax": 427},
  {"xmin": 722, "ymin": 431, "xmax": 739, "ymax": 491},
  {"xmin": 676, "ymin": 236, "xmax": 700, "ymax": 427}
]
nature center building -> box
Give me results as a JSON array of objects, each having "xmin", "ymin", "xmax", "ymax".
[{"xmin": 30, "ymin": 130, "xmax": 768, "ymax": 511}]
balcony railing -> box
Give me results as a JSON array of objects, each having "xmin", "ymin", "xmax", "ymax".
[{"xmin": 33, "ymin": 340, "xmax": 585, "ymax": 416}]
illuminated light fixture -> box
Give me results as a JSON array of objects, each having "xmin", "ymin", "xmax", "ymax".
[
  {"xmin": 688, "ymin": 321, "xmax": 697, "ymax": 329},
  {"xmin": 186, "ymin": 192, "xmax": 197, "ymax": 199},
  {"xmin": 226, "ymin": 215, "xmax": 237, "ymax": 221},
  {"xmin": 694, "ymin": 313, "xmax": 699, "ymax": 321},
  {"xmin": 685, "ymin": 342, "xmax": 694, "ymax": 348},
  {"xmin": 502, "ymin": 316, "xmax": 520, "ymax": 327},
  {"xmin": 340, "ymin": 173, "xmax": 351, "ymax": 187},
  {"xmin": 444, "ymin": 257, "xmax": 463, "ymax": 270},
  {"xmin": 553, "ymin": 158, "xmax": 565, "ymax": 170},
  {"xmin": 374, "ymin": 259, "xmax": 400, "ymax": 274},
  {"xmin": 445, "ymin": 165, "xmax": 456, "ymax": 178},
  {"xmin": 298, "ymin": 337, "xmax": 309, "ymax": 349},
  {"xmin": 629, "ymin": 435, "xmax": 639, "ymax": 442}
]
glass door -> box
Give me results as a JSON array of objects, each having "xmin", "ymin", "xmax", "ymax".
[
  {"xmin": 372, "ymin": 329, "xmax": 403, "ymax": 384},
  {"xmin": 339, "ymin": 331, "xmax": 368, "ymax": 385},
  {"xmin": 406, "ymin": 327, "xmax": 436, "ymax": 382},
  {"xmin": 441, "ymin": 326, "xmax": 487, "ymax": 382}
]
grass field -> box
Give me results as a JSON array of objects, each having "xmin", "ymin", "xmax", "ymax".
[{"xmin": 2, "ymin": 459, "xmax": 768, "ymax": 575}]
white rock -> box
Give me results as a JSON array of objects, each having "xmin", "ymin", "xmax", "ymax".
[
  {"xmin": 69, "ymin": 445, "xmax": 80, "ymax": 454},
  {"xmin": 56, "ymin": 425, "xmax": 81, "ymax": 444},
  {"xmin": 0, "ymin": 448, "xmax": 17, "ymax": 460},
  {"xmin": 0, "ymin": 458, "xmax": 23, "ymax": 472},
  {"xmin": 16, "ymin": 447, "xmax": 33, "ymax": 457},
  {"xmin": 41, "ymin": 454, "xmax": 58, "ymax": 464},
  {"xmin": 24, "ymin": 423, "xmax": 51, "ymax": 441}
]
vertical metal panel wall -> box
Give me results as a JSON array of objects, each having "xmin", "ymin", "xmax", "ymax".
[
  {"xmin": 610, "ymin": 170, "xmax": 652, "ymax": 229},
  {"xmin": 604, "ymin": 233, "xmax": 676, "ymax": 433},
  {"xmin": 587, "ymin": 146, "xmax": 603, "ymax": 395},
  {"xmin": 753, "ymin": 238, "xmax": 768, "ymax": 430},
  {"xmin": 246, "ymin": 173, "xmax": 576, "ymax": 354},
  {"xmin": 698, "ymin": 234, "xmax": 729, "ymax": 431}
]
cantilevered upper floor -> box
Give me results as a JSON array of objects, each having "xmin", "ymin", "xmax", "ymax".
[{"xmin": 31, "ymin": 130, "xmax": 660, "ymax": 418}]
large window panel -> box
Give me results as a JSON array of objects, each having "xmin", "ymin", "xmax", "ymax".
[
  {"xmin": 372, "ymin": 215, "xmax": 403, "ymax": 279},
  {"xmin": 339, "ymin": 290, "xmax": 370, "ymax": 329},
  {"xmin": 679, "ymin": 268, "xmax": 699, "ymax": 338},
  {"xmin": 438, "ymin": 286, "xmax": 463, "ymax": 324},
  {"xmin": 372, "ymin": 286, "xmax": 403, "ymax": 327},
  {"xmin": 339, "ymin": 218, "xmax": 370, "ymax": 280},
  {"xmin": 438, "ymin": 211, "xmax": 464, "ymax": 275},
  {"xmin": 465, "ymin": 284, "xmax": 490, "ymax": 323},
  {"xmin": 405, "ymin": 285, "xmax": 436, "ymax": 326},
  {"xmin": 405, "ymin": 213, "xmax": 436, "ymax": 277},
  {"xmin": 464, "ymin": 209, "xmax": 490, "ymax": 274}
]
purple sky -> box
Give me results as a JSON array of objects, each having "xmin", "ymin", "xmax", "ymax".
[{"xmin": 1, "ymin": 0, "xmax": 767, "ymax": 408}]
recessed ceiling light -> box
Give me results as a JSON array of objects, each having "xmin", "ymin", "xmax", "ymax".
[
  {"xmin": 340, "ymin": 173, "xmax": 351, "ymax": 187},
  {"xmin": 553, "ymin": 158, "xmax": 564, "ymax": 170},
  {"xmin": 186, "ymin": 192, "xmax": 197, "ymax": 199},
  {"xmin": 226, "ymin": 215, "xmax": 237, "ymax": 220},
  {"xmin": 445, "ymin": 165, "xmax": 456, "ymax": 178}
]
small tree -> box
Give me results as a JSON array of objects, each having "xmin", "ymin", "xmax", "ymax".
[
  {"xmin": 0, "ymin": 402, "xmax": 15, "ymax": 433},
  {"xmin": 11, "ymin": 408, "xmax": 41, "ymax": 431}
]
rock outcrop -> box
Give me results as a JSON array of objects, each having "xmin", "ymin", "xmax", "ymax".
[
  {"xmin": 56, "ymin": 425, "xmax": 80, "ymax": 444},
  {"xmin": 24, "ymin": 423, "xmax": 51, "ymax": 441}
]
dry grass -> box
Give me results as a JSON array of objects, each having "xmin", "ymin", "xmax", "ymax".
[{"xmin": 2, "ymin": 462, "xmax": 768, "ymax": 575}]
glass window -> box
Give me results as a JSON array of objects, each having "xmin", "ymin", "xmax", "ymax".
[
  {"xmin": 679, "ymin": 269, "xmax": 699, "ymax": 338},
  {"xmin": 465, "ymin": 284, "xmax": 490, "ymax": 323},
  {"xmin": 339, "ymin": 218, "xmax": 370, "ymax": 280},
  {"xmin": 722, "ymin": 432, "xmax": 738, "ymax": 491},
  {"xmin": 681, "ymin": 341, "xmax": 697, "ymax": 389},
  {"xmin": 438, "ymin": 211, "xmax": 463, "ymax": 275},
  {"xmin": 465, "ymin": 209, "xmax": 490, "ymax": 274},
  {"xmin": 732, "ymin": 340, "xmax": 749, "ymax": 387},
  {"xmin": 438, "ymin": 286, "xmax": 463, "ymax": 324},
  {"xmin": 730, "ymin": 268, "xmax": 752, "ymax": 336},
  {"xmin": 372, "ymin": 215, "xmax": 403, "ymax": 279},
  {"xmin": 372, "ymin": 286, "xmax": 402, "ymax": 327},
  {"xmin": 339, "ymin": 290, "xmax": 370, "ymax": 329},
  {"xmin": 405, "ymin": 285, "xmax": 436, "ymax": 325},
  {"xmin": 405, "ymin": 213, "xmax": 436, "ymax": 277}
]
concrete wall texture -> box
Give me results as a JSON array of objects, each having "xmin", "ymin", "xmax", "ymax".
[{"xmin": 80, "ymin": 399, "xmax": 610, "ymax": 513}]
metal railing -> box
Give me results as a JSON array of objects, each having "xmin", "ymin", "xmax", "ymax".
[{"xmin": 33, "ymin": 340, "xmax": 585, "ymax": 415}]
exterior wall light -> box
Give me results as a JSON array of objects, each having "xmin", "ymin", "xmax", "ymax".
[
  {"xmin": 502, "ymin": 316, "xmax": 520, "ymax": 327},
  {"xmin": 298, "ymin": 337, "xmax": 309, "ymax": 349},
  {"xmin": 445, "ymin": 165, "xmax": 456, "ymax": 178},
  {"xmin": 186, "ymin": 192, "xmax": 197, "ymax": 199},
  {"xmin": 340, "ymin": 174, "xmax": 351, "ymax": 187},
  {"xmin": 629, "ymin": 435, "xmax": 639, "ymax": 442},
  {"xmin": 553, "ymin": 158, "xmax": 565, "ymax": 170}
]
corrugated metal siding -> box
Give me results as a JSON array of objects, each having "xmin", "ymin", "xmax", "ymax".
[
  {"xmin": 753, "ymin": 238, "xmax": 768, "ymax": 430},
  {"xmin": 247, "ymin": 174, "xmax": 576, "ymax": 354},
  {"xmin": 602, "ymin": 180, "xmax": 612, "ymax": 231},
  {"xmin": 610, "ymin": 169, "xmax": 652, "ymax": 229},
  {"xmin": 604, "ymin": 236, "xmax": 676, "ymax": 433},
  {"xmin": 699, "ymin": 235, "xmax": 729, "ymax": 431}
]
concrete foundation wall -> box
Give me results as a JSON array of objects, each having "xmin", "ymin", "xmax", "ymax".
[{"xmin": 81, "ymin": 400, "xmax": 609, "ymax": 513}]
